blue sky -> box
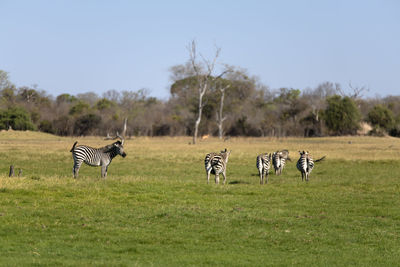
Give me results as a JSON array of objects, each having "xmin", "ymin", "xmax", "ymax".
[{"xmin": 1, "ymin": 0, "xmax": 399, "ymax": 99}]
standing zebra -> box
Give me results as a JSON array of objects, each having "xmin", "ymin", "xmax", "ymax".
[
  {"xmin": 272, "ymin": 149, "xmax": 291, "ymax": 175},
  {"xmin": 70, "ymin": 134, "xmax": 127, "ymax": 178},
  {"xmin": 296, "ymin": 151, "xmax": 325, "ymax": 181},
  {"xmin": 205, "ymin": 148, "xmax": 231, "ymax": 184},
  {"xmin": 256, "ymin": 153, "xmax": 272, "ymax": 184}
]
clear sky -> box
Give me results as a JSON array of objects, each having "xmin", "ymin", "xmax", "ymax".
[{"xmin": 1, "ymin": 0, "xmax": 399, "ymax": 99}]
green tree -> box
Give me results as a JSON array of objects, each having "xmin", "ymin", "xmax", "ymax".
[
  {"xmin": 95, "ymin": 98, "xmax": 115, "ymax": 110},
  {"xmin": 0, "ymin": 70, "xmax": 12, "ymax": 90},
  {"xmin": 74, "ymin": 114, "xmax": 102, "ymax": 136},
  {"xmin": 69, "ymin": 101, "xmax": 90, "ymax": 115},
  {"xmin": 367, "ymin": 104, "xmax": 395, "ymax": 131},
  {"xmin": 323, "ymin": 95, "xmax": 361, "ymax": 135},
  {"xmin": 56, "ymin": 93, "xmax": 77, "ymax": 104},
  {"xmin": 0, "ymin": 70, "xmax": 16, "ymax": 106},
  {"xmin": 39, "ymin": 120, "xmax": 54, "ymax": 134},
  {"xmin": 0, "ymin": 107, "xmax": 36, "ymax": 130}
]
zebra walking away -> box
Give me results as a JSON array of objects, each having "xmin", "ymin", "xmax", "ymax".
[
  {"xmin": 205, "ymin": 148, "xmax": 231, "ymax": 184},
  {"xmin": 256, "ymin": 153, "xmax": 272, "ymax": 184},
  {"xmin": 296, "ymin": 151, "xmax": 325, "ymax": 181},
  {"xmin": 272, "ymin": 149, "xmax": 291, "ymax": 175},
  {"xmin": 70, "ymin": 134, "xmax": 127, "ymax": 178}
]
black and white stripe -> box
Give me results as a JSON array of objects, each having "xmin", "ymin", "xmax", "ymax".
[
  {"xmin": 70, "ymin": 140, "xmax": 126, "ymax": 178},
  {"xmin": 272, "ymin": 150, "xmax": 290, "ymax": 175},
  {"xmin": 296, "ymin": 151, "xmax": 326, "ymax": 181},
  {"xmin": 296, "ymin": 151, "xmax": 314, "ymax": 181},
  {"xmin": 205, "ymin": 148, "xmax": 231, "ymax": 184},
  {"xmin": 256, "ymin": 153, "xmax": 272, "ymax": 184}
]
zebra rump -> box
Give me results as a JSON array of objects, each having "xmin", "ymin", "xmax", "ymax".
[
  {"xmin": 296, "ymin": 151, "xmax": 325, "ymax": 181},
  {"xmin": 256, "ymin": 153, "xmax": 272, "ymax": 184},
  {"xmin": 272, "ymin": 149, "xmax": 290, "ymax": 175},
  {"xmin": 205, "ymin": 148, "xmax": 231, "ymax": 184}
]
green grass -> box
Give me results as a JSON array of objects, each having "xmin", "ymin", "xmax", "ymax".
[{"xmin": 0, "ymin": 133, "xmax": 400, "ymax": 266}]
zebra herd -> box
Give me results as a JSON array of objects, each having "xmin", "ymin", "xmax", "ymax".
[
  {"xmin": 205, "ymin": 149, "xmax": 325, "ymax": 184},
  {"xmin": 69, "ymin": 135, "xmax": 324, "ymax": 183}
]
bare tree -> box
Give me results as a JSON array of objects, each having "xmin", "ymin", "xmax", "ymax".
[
  {"xmin": 188, "ymin": 40, "xmax": 228, "ymax": 144},
  {"xmin": 337, "ymin": 81, "xmax": 369, "ymax": 99},
  {"xmin": 216, "ymin": 82, "xmax": 230, "ymax": 139},
  {"xmin": 105, "ymin": 118, "xmax": 127, "ymax": 140}
]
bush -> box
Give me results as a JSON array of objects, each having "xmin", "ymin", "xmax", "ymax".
[
  {"xmin": 323, "ymin": 95, "xmax": 361, "ymax": 135},
  {"xmin": 0, "ymin": 107, "xmax": 36, "ymax": 130},
  {"xmin": 367, "ymin": 104, "xmax": 395, "ymax": 131},
  {"xmin": 39, "ymin": 120, "xmax": 54, "ymax": 134},
  {"xmin": 74, "ymin": 114, "xmax": 102, "ymax": 136}
]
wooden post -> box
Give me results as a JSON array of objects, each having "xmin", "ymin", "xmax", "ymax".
[{"xmin": 9, "ymin": 165, "xmax": 14, "ymax": 177}]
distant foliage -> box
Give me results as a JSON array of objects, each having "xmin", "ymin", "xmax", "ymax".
[
  {"xmin": 1, "ymin": 68, "xmax": 400, "ymax": 137},
  {"xmin": 0, "ymin": 107, "xmax": 36, "ymax": 130},
  {"xmin": 74, "ymin": 114, "xmax": 102, "ymax": 136},
  {"xmin": 323, "ymin": 95, "xmax": 361, "ymax": 135},
  {"xmin": 367, "ymin": 104, "xmax": 395, "ymax": 131}
]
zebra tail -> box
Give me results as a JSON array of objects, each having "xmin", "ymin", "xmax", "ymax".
[
  {"xmin": 70, "ymin": 141, "xmax": 78, "ymax": 152},
  {"xmin": 314, "ymin": 156, "xmax": 326, "ymax": 163}
]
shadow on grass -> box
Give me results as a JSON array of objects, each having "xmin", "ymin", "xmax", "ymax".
[{"xmin": 229, "ymin": 180, "xmax": 251, "ymax": 185}]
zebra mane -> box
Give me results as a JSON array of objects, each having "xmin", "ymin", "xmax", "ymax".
[{"xmin": 100, "ymin": 141, "xmax": 120, "ymax": 153}]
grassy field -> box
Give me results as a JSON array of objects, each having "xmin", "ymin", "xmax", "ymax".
[{"xmin": 0, "ymin": 131, "xmax": 400, "ymax": 266}]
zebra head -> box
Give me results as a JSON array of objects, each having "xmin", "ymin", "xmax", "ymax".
[
  {"xmin": 105, "ymin": 132, "xmax": 126, "ymax": 158},
  {"xmin": 112, "ymin": 140, "xmax": 127, "ymax": 158},
  {"xmin": 221, "ymin": 148, "xmax": 231, "ymax": 163},
  {"xmin": 281, "ymin": 149, "xmax": 291, "ymax": 160}
]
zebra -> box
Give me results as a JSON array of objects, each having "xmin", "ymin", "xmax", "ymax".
[
  {"xmin": 296, "ymin": 151, "xmax": 325, "ymax": 181},
  {"xmin": 272, "ymin": 149, "xmax": 291, "ymax": 175},
  {"xmin": 205, "ymin": 148, "xmax": 231, "ymax": 184},
  {"xmin": 256, "ymin": 153, "xmax": 272, "ymax": 184},
  {"xmin": 70, "ymin": 134, "xmax": 127, "ymax": 178}
]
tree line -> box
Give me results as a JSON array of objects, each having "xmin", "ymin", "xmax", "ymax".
[{"xmin": 1, "ymin": 46, "xmax": 399, "ymax": 140}]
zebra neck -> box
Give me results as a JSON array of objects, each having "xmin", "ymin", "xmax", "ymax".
[{"xmin": 108, "ymin": 149, "xmax": 118, "ymax": 159}]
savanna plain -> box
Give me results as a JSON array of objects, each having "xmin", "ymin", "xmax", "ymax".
[{"xmin": 0, "ymin": 131, "xmax": 400, "ymax": 266}]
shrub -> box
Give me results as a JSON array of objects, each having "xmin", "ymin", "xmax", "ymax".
[
  {"xmin": 0, "ymin": 107, "xmax": 36, "ymax": 130},
  {"xmin": 73, "ymin": 114, "xmax": 102, "ymax": 136},
  {"xmin": 323, "ymin": 95, "xmax": 361, "ymax": 135},
  {"xmin": 367, "ymin": 104, "xmax": 395, "ymax": 131}
]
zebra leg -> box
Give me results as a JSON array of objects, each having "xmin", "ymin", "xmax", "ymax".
[
  {"xmin": 215, "ymin": 173, "xmax": 220, "ymax": 184},
  {"xmin": 105, "ymin": 165, "xmax": 109, "ymax": 178},
  {"xmin": 222, "ymin": 171, "xmax": 227, "ymax": 185},
  {"xmin": 101, "ymin": 165, "xmax": 107, "ymax": 178},
  {"xmin": 259, "ymin": 169, "xmax": 263, "ymax": 184},
  {"xmin": 305, "ymin": 172, "xmax": 309, "ymax": 182},
  {"xmin": 264, "ymin": 170, "xmax": 268, "ymax": 184},
  {"xmin": 73, "ymin": 161, "xmax": 82, "ymax": 178},
  {"xmin": 206, "ymin": 169, "xmax": 212, "ymax": 184}
]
